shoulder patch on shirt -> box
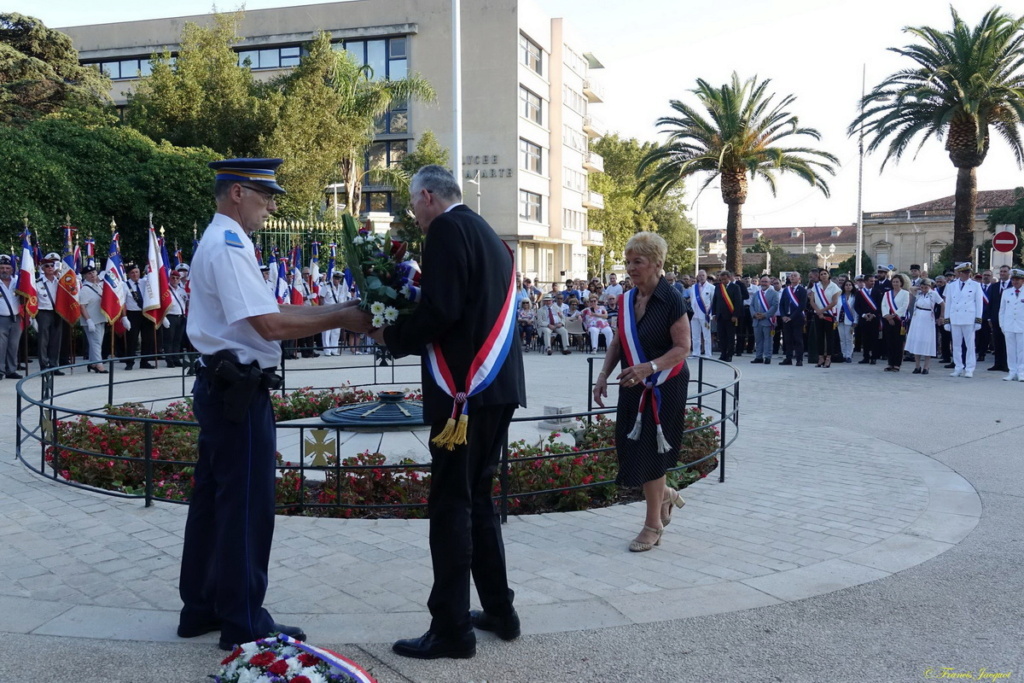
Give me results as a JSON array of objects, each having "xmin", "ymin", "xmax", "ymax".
[{"xmin": 225, "ymin": 230, "xmax": 245, "ymax": 248}]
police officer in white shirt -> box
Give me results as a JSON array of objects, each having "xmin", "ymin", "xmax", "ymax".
[
  {"xmin": 0, "ymin": 254, "xmax": 23, "ymax": 379},
  {"xmin": 161, "ymin": 268, "xmax": 188, "ymax": 367},
  {"xmin": 178, "ymin": 158, "xmax": 370, "ymax": 651},
  {"xmin": 942, "ymin": 262, "xmax": 984, "ymax": 377}
]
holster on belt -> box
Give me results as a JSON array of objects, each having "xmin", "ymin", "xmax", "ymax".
[{"xmin": 207, "ymin": 351, "xmax": 282, "ymax": 423}]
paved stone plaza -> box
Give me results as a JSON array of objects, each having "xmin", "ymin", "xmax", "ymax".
[{"xmin": 1, "ymin": 351, "xmax": 1021, "ymax": 682}]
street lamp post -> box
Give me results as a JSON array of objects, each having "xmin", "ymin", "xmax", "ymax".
[{"xmin": 815, "ymin": 242, "xmax": 823, "ymax": 267}]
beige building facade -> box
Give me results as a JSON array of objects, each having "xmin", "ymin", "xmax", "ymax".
[{"xmin": 60, "ymin": 0, "xmax": 606, "ymax": 286}]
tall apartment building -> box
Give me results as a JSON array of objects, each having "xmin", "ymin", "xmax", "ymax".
[{"xmin": 60, "ymin": 0, "xmax": 607, "ymax": 285}]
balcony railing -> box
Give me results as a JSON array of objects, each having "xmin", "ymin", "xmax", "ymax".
[
  {"xmin": 583, "ymin": 151, "xmax": 604, "ymax": 173},
  {"xmin": 583, "ymin": 229, "xmax": 604, "ymax": 246},
  {"xmin": 583, "ymin": 77, "xmax": 605, "ymax": 103},
  {"xmin": 582, "ymin": 115, "xmax": 606, "ymax": 139},
  {"xmin": 583, "ymin": 191, "xmax": 605, "ymax": 210}
]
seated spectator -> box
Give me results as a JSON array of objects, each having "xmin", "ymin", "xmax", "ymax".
[
  {"xmin": 583, "ymin": 294, "xmax": 614, "ymax": 353},
  {"xmin": 517, "ymin": 300, "xmax": 537, "ymax": 347},
  {"xmin": 539, "ymin": 294, "xmax": 572, "ymax": 355}
]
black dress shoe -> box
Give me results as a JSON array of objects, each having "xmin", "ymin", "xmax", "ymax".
[
  {"xmin": 140, "ymin": 362, "xmax": 156, "ymax": 369},
  {"xmin": 392, "ymin": 630, "xmax": 476, "ymax": 659},
  {"xmin": 177, "ymin": 618, "xmax": 221, "ymax": 638},
  {"xmin": 944, "ymin": 362, "xmax": 956, "ymax": 368},
  {"xmin": 5, "ymin": 372, "xmax": 22, "ymax": 379},
  {"xmin": 470, "ymin": 609, "xmax": 521, "ymax": 641},
  {"xmin": 779, "ymin": 359, "xmax": 793, "ymax": 366},
  {"xmin": 858, "ymin": 358, "xmax": 871, "ymax": 364},
  {"xmin": 764, "ymin": 358, "xmax": 771, "ymax": 365},
  {"xmin": 219, "ymin": 623, "xmax": 306, "ymax": 651},
  {"xmin": 52, "ymin": 370, "xmax": 66, "ymax": 376},
  {"xmin": 869, "ymin": 359, "xmax": 877, "ymax": 365},
  {"xmin": 750, "ymin": 358, "xmax": 763, "ymax": 364},
  {"xmin": 988, "ymin": 366, "xmax": 1009, "ymax": 372}
]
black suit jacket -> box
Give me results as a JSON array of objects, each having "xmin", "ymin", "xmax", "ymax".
[
  {"xmin": 383, "ymin": 205, "xmax": 527, "ymax": 422},
  {"xmin": 711, "ymin": 281, "xmax": 743, "ymax": 318},
  {"xmin": 986, "ymin": 281, "xmax": 1005, "ymax": 324},
  {"xmin": 777, "ymin": 285, "xmax": 807, "ymax": 321}
]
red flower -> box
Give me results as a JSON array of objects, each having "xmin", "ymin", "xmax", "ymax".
[
  {"xmin": 267, "ymin": 658, "xmax": 289, "ymax": 675},
  {"xmin": 291, "ymin": 677, "xmax": 312, "ymax": 683},
  {"xmin": 248, "ymin": 651, "xmax": 277, "ymax": 667},
  {"xmin": 220, "ymin": 647, "xmax": 243, "ymax": 665},
  {"xmin": 298, "ymin": 653, "xmax": 320, "ymax": 667}
]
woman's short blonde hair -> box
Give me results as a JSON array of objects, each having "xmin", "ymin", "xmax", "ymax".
[{"xmin": 624, "ymin": 232, "xmax": 667, "ymax": 267}]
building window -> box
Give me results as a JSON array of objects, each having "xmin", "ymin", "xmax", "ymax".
[
  {"xmin": 365, "ymin": 140, "xmax": 408, "ymax": 171},
  {"xmin": 562, "ymin": 124, "xmax": 587, "ymax": 153},
  {"xmin": 336, "ymin": 37, "xmax": 407, "ymax": 82},
  {"xmin": 563, "ymin": 45, "xmax": 587, "ymax": 76},
  {"xmin": 563, "ymin": 167, "xmax": 586, "ymax": 192},
  {"xmin": 519, "ymin": 34, "xmax": 542, "ymax": 75},
  {"xmin": 563, "ymin": 208, "xmax": 587, "ymax": 231},
  {"xmin": 876, "ymin": 250, "xmax": 890, "ymax": 266},
  {"xmin": 520, "ymin": 139, "xmax": 542, "ymax": 174},
  {"xmin": 563, "ymin": 85, "xmax": 587, "ymax": 116},
  {"xmin": 830, "ymin": 227, "xmax": 842, "ymax": 237},
  {"xmin": 520, "ymin": 86, "xmax": 542, "ymax": 125},
  {"xmin": 519, "ymin": 190, "xmax": 542, "ymax": 222},
  {"xmin": 238, "ymin": 45, "xmax": 304, "ymax": 70},
  {"xmin": 361, "ymin": 192, "xmax": 393, "ymax": 214},
  {"xmin": 87, "ymin": 57, "xmax": 161, "ymax": 80}
]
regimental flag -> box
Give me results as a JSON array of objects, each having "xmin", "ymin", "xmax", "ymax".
[
  {"xmin": 142, "ymin": 226, "xmax": 171, "ymax": 324},
  {"xmin": 55, "ymin": 266, "xmax": 81, "ymax": 324},
  {"xmin": 15, "ymin": 231, "xmax": 38, "ymax": 319},
  {"xmin": 254, "ymin": 243, "xmax": 263, "ymax": 268},
  {"xmin": 173, "ymin": 245, "xmax": 184, "ymax": 269},
  {"xmin": 275, "ymin": 254, "xmax": 290, "ymax": 304},
  {"xmin": 101, "ymin": 236, "xmax": 126, "ymax": 326},
  {"xmin": 288, "ymin": 246, "xmax": 304, "ymax": 306}
]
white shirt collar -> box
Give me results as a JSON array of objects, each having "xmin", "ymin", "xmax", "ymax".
[{"xmin": 443, "ymin": 202, "xmax": 465, "ymax": 213}]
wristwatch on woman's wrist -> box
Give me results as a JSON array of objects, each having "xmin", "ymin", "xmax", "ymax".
[{"xmin": 649, "ymin": 361, "xmax": 658, "ymax": 373}]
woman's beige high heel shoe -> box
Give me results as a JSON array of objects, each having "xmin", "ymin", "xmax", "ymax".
[
  {"xmin": 629, "ymin": 525, "xmax": 663, "ymax": 552},
  {"xmin": 661, "ymin": 488, "xmax": 686, "ymax": 527}
]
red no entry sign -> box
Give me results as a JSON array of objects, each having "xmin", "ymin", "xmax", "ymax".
[{"xmin": 993, "ymin": 232, "xmax": 1018, "ymax": 253}]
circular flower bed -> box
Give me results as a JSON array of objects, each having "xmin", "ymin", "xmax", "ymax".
[{"xmin": 46, "ymin": 387, "xmax": 719, "ymax": 518}]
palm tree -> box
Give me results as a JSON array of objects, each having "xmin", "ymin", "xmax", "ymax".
[
  {"xmin": 850, "ymin": 7, "xmax": 1024, "ymax": 263},
  {"xmin": 637, "ymin": 73, "xmax": 838, "ymax": 274}
]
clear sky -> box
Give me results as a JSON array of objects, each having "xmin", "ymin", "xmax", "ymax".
[{"xmin": 29, "ymin": 0, "xmax": 1024, "ymax": 232}]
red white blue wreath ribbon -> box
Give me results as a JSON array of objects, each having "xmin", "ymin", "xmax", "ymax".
[
  {"xmin": 425, "ymin": 244, "xmax": 518, "ymax": 450},
  {"xmin": 276, "ymin": 634, "xmax": 376, "ymax": 683},
  {"xmin": 617, "ymin": 289, "xmax": 685, "ymax": 453}
]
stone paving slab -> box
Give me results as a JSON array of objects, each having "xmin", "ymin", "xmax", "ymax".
[{"xmin": 0, "ymin": 354, "xmax": 981, "ymax": 647}]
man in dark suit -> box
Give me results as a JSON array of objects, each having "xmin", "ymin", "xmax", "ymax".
[
  {"xmin": 778, "ymin": 271, "xmax": 807, "ymax": 366},
  {"xmin": 988, "ymin": 264, "xmax": 1011, "ymax": 372},
  {"xmin": 870, "ymin": 265, "xmax": 894, "ymax": 362},
  {"xmin": 855, "ymin": 274, "xmax": 881, "ymax": 364},
  {"xmin": 369, "ymin": 165, "xmax": 526, "ymax": 660},
  {"xmin": 712, "ymin": 270, "xmax": 743, "ymax": 362}
]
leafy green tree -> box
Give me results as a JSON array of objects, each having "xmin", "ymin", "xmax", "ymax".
[
  {"xmin": 649, "ymin": 195, "xmax": 696, "ymax": 275},
  {"xmin": 390, "ymin": 130, "xmax": 450, "ymax": 255},
  {"xmin": 0, "ymin": 118, "xmax": 217, "ymax": 260},
  {"xmin": 125, "ymin": 12, "xmax": 276, "ymax": 157},
  {"xmin": 589, "ymin": 135, "xmax": 658, "ymax": 273},
  {"xmin": 835, "ymin": 251, "xmax": 874, "ymax": 279},
  {"xmin": 637, "ymin": 73, "xmax": 838, "ymax": 274},
  {"xmin": 851, "ymin": 7, "xmax": 1024, "ymax": 263},
  {"xmin": 0, "ymin": 13, "xmax": 111, "ymax": 123}
]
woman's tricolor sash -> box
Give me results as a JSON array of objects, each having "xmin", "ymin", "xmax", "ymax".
[
  {"xmin": 841, "ymin": 293, "xmax": 855, "ymax": 323},
  {"xmin": 814, "ymin": 283, "xmax": 834, "ymax": 320},
  {"xmin": 617, "ymin": 289, "xmax": 686, "ymax": 453},
  {"xmin": 425, "ymin": 245, "xmax": 518, "ymax": 450}
]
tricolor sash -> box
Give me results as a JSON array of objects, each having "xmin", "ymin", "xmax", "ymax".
[
  {"xmin": 757, "ymin": 288, "xmax": 775, "ymax": 328},
  {"xmin": 885, "ymin": 290, "xmax": 907, "ymax": 334},
  {"xmin": 858, "ymin": 287, "xmax": 878, "ymax": 311},
  {"xmin": 814, "ymin": 283, "xmax": 834, "ymax": 321},
  {"xmin": 719, "ymin": 283, "xmax": 735, "ymax": 315},
  {"xmin": 617, "ymin": 289, "xmax": 686, "ymax": 453},
  {"xmin": 786, "ymin": 286, "xmax": 800, "ymax": 309},
  {"xmin": 982, "ymin": 289, "xmax": 990, "ymax": 306},
  {"xmin": 693, "ymin": 283, "xmax": 709, "ymax": 318},
  {"xmin": 425, "ymin": 244, "xmax": 518, "ymax": 450}
]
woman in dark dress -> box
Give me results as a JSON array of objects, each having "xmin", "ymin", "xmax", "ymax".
[{"xmin": 593, "ymin": 232, "xmax": 692, "ymax": 552}]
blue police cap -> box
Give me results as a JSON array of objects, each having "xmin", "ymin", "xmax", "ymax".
[{"xmin": 209, "ymin": 158, "xmax": 286, "ymax": 194}]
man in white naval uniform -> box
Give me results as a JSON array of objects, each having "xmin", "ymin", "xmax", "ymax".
[
  {"xmin": 320, "ymin": 271, "xmax": 348, "ymax": 355},
  {"xmin": 689, "ymin": 269, "xmax": 715, "ymax": 357},
  {"xmin": 999, "ymin": 268, "xmax": 1024, "ymax": 382},
  {"xmin": 943, "ymin": 262, "xmax": 984, "ymax": 378}
]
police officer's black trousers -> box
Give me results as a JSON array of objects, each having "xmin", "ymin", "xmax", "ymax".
[
  {"xmin": 426, "ymin": 404, "xmax": 516, "ymax": 638},
  {"xmin": 179, "ymin": 370, "xmax": 276, "ymax": 644}
]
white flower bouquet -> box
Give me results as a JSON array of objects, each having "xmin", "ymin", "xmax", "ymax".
[
  {"xmin": 212, "ymin": 633, "xmax": 375, "ymax": 683},
  {"xmin": 340, "ymin": 214, "xmax": 420, "ymax": 328}
]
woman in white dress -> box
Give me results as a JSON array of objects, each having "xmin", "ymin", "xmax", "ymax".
[
  {"xmin": 904, "ymin": 278, "xmax": 942, "ymax": 374},
  {"xmin": 837, "ymin": 279, "xmax": 858, "ymax": 363},
  {"xmin": 882, "ymin": 273, "xmax": 911, "ymax": 372}
]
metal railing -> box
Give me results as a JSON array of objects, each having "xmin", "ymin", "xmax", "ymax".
[{"xmin": 15, "ymin": 349, "xmax": 740, "ymax": 521}]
